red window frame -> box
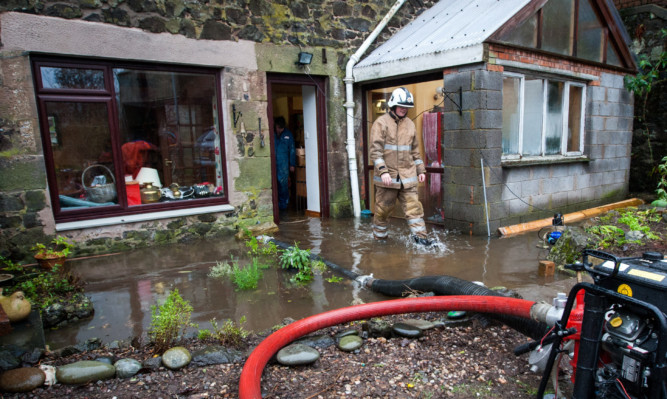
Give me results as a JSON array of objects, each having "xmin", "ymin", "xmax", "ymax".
[{"xmin": 31, "ymin": 56, "xmax": 229, "ymax": 223}]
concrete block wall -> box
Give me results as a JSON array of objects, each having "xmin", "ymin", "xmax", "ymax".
[
  {"xmin": 442, "ymin": 48, "xmax": 634, "ymax": 234},
  {"xmin": 441, "ymin": 65, "xmax": 505, "ymax": 235}
]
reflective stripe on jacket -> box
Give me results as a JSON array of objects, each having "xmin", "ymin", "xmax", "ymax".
[{"xmin": 369, "ymin": 112, "xmax": 426, "ymax": 189}]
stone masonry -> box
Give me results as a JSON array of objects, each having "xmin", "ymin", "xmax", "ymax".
[{"xmin": 0, "ymin": 1, "xmax": 439, "ymax": 260}]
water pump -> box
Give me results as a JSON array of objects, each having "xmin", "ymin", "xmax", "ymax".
[{"xmin": 523, "ymin": 249, "xmax": 667, "ymax": 398}]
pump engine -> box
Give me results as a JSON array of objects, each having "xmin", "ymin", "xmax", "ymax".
[{"xmin": 527, "ymin": 250, "xmax": 667, "ymax": 399}]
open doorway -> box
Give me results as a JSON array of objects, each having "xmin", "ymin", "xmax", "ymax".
[
  {"xmin": 267, "ymin": 74, "xmax": 328, "ymax": 223},
  {"xmin": 362, "ymin": 77, "xmax": 445, "ymax": 226}
]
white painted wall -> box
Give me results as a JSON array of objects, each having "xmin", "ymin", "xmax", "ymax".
[{"xmin": 302, "ymin": 85, "xmax": 320, "ymax": 213}]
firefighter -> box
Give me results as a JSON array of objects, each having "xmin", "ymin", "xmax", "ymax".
[{"xmin": 370, "ymin": 87, "xmax": 432, "ymax": 246}]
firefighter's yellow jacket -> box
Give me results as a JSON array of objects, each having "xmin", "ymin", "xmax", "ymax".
[{"xmin": 369, "ymin": 112, "xmax": 426, "ymax": 189}]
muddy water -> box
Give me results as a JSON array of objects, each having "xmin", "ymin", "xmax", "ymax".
[{"xmin": 45, "ymin": 217, "xmax": 577, "ymax": 349}]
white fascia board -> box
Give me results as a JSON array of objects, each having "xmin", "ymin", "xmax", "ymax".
[
  {"xmin": 353, "ymin": 44, "xmax": 484, "ymax": 83},
  {"xmin": 55, "ymin": 205, "xmax": 235, "ymax": 231}
]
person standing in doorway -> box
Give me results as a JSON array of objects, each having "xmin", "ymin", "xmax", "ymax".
[
  {"xmin": 274, "ymin": 116, "xmax": 296, "ymax": 211},
  {"xmin": 370, "ymin": 87, "xmax": 432, "ymax": 246}
]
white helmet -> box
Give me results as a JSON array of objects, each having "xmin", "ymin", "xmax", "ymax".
[{"xmin": 387, "ymin": 87, "xmax": 414, "ymax": 108}]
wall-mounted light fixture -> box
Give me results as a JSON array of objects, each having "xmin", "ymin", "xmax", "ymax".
[{"xmin": 296, "ymin": 52, "xmax": 313, "ymax": 66}]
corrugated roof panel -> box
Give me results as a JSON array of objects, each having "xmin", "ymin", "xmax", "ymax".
[{"xmin": 354, "ymin": 0, "xmax": 532, "ymax": 80}]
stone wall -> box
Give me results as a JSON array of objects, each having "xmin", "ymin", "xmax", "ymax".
[{"xmin": 0, "ymin": 1, "xmax": 439, "ymax": 260}]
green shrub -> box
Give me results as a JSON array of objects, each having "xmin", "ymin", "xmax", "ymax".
[
  {"xmin": 5, "ymin": 264, "xmax": 84, "ymax": 310},
  {"xmin": 148, "ymin": 289, "xmax": 197, "ymax": 354},
  {"xmin": 197, "ymin": 329, "xmax": 212, "ymax": 340},
  {"xmin": 656, "ymin": 155, "xmax": 667, "ymax": 201},
  {"xmin": 279, "ymin": 242, "xmax": 314, "ymax": 284},
  {"xmin": 210, "ymin": 316, "xmax": 250, "ymax": 348},
  {"xmin": 231, "ymin": 258, "xmax": 263, "ymax": 290},
  {"xmin": 209, "ymin": 258, "xmax": 235, "ymax": 278}
]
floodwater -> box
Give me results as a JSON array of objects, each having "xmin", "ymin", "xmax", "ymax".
[{"xmin": 45, "ymin": 216, "xmax": 578, "ymax": 349}]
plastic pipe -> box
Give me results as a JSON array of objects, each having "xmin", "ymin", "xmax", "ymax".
[
  {"xmin": 497, "ymin": 198, "xmax": 644, "ymax": 236},
  {"xmin": 481, "ymin": 158, "xmax": 490, "ymax": 237},
  {"xmin": 239, "ymin": 295, "xmax": 536, "ymax": 399},
  {"xmin": 344, "ymin": 0, "xmax": 408, "ymax": 217}
]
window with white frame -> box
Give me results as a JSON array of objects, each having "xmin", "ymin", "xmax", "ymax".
[{"xmin": 502, "ymin": 72, "xmax": 585, "ymax": 158}]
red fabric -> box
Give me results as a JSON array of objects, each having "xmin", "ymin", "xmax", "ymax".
[
  {"xmin": 121, "ymin": 141, "xmax": 158, "ymax": 178},
  {"xmin": 126, "ymin": 182, "xmax": 141, "ymax": 206}
]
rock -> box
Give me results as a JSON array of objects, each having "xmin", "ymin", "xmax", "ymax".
[
  {"xmin": 401, "ymin": 318, "xmax": 436, "ymax": 331},
  {"xmin": 114, "ymin": 358, "xmax": 142, "ymax": 378},
  {"xmin": 235, "ymin": 222, "xmax": 278, "ymax": 239},
  {"xmin": 625, "ymin": 230, "xmax": 644, "ymax": 241},
  {"xmin": 361, "ymin": 318, "xmax": 393, "ymax": 338},
  {"xmin": 52, "ymin": 337, "xmax": 102, "ymax": 358},
  {"xmin": 547, "ymin": 227, "xmax": 591, "ymax": 267},
  {"xmin": 0, "ymin": 290, "xmax": 31, "ymax": 322},
  {"xmin": 276, "ymin": 344, "xmax": 320, "ymax": 366},
  {"xmin": 95, "ymin": 356, "xmax": 114, "ymax": 365},
  {"xmin": 162, "ymin": 346, "xmax": 191, "ymax": 370},
  {"xmin": 21, "ymin": 348, "xmax": 44, "ymax": 366},
  {"xmin": 447, "ymin": 311, "xmax": 467, "ymax": 320},
  {"xmin": 295, "ymin": 334, "xmax": 335, "ymax": 349},
  {"xmin": 334, "ymin": 329, "xmax": 359, "ymax": 340},
  {"xmin": 0, "ymin": 348, "xmax": 21, "ymax": 371},
  {"xmin": 337, "ymin": 335, "xmax": 363, "ymax": 352},
  {"xmin": 392, "ymin": 322, "xmax": 423, "ymax": 338},
  {"xmin": 141, "ymin": 356, "xmax": 162, "ymax": 371},
  {"xmin": 0, "ymin": 367, "xmax": 45, "ymax": 392},
  {"xmin": 41, "ymin": 295, "xmax": 94, "ymax": 328},
  {"xmin": 56, "ymin": 360, "xmax": 115, "ymax": 385},
  {"xmin": 191, "ymin": 345, "xmax": 244, "ymax": 367},
  {"xmin": 39, "ymin": 364, "xmax": 56, "ymax": 386}
]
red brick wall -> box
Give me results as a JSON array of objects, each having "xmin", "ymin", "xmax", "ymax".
[{"xmin": 485, "ymin": 44, "xmax": 631, "ymax": 86}]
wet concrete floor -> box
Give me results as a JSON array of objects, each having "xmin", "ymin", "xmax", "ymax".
[{"xmin": 45, "ymin": 216, "xmax": 579, "ymax": 349}]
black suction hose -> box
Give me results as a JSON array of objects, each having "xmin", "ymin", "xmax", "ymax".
[
  {"xmin": 269, "ymin": 238, "xmax": 549, "ymax": 340},
  {"xmin": 370, "ymin": 276, "xmax": 550, "ymax": 340}
]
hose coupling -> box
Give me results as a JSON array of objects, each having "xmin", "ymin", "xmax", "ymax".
[{"xmin": 355, "ymin": 274, "xmax": 374, "ymax": 288}]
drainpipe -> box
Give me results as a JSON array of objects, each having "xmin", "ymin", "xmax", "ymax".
[{"xmin": 345, "ymin": 0, "xmax": 407, "ymax": 217}]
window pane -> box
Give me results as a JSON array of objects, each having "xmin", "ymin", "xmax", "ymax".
[
  {"xmin": 546, "ymin": 81, "xmax": 564, "ymax": 155},
  {"xmin": 577, "ymin": 0, "xmax": 604, "ymax": 63},
  {"xmin": 499, "ymin": 13, "xmax": 538, "ymax": 48},
  {"xmin": 541, "ymin": 0, "xmax": 574, "ymax": 56},
  {"xmin": 41, "ymin": 67, "xmax": 105, "ymax": 90},
  {"xmin": 567, "ymin": 85, "xmax": 583, "ymax": 152},
  {"xmin": 113, "ymin": 69, "xmax": 222, "ymax": 204},
  {"xmin": 502, "ymin": 76, "xmax": 521, "ymax": 154},
  {"xmin": 606, "ymin": 42, "xmax": 622, "ymax": 67},
  {"xmin": 45, "ymin": 102, "xmax": 118, "ymax": 210},
  {"xmin": 523, "ymin": 78, "xmax": 544, "ymax": 156}
]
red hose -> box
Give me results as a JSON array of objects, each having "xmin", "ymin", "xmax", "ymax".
[{"xmin": 239, "ymin": 295, "xmax": 536, "ymax": 398}]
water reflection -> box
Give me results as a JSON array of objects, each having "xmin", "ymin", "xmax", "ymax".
[{"xmin": 46, "ymin": 217, "xmax": 575, "ymax": 349}]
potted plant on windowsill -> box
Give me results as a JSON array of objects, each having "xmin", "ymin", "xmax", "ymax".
[{"xmin": 31, "ymin": 236, "xmax": 74, "ymax": 270}]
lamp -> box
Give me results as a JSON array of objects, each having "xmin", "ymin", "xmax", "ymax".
[
  {"xmin": 135, "ymin": 167, "xmax": 162, "ymax": 188},
  {"xmin": 296, "ymin": 52, "xmax": 313, "ymax": 66}
]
